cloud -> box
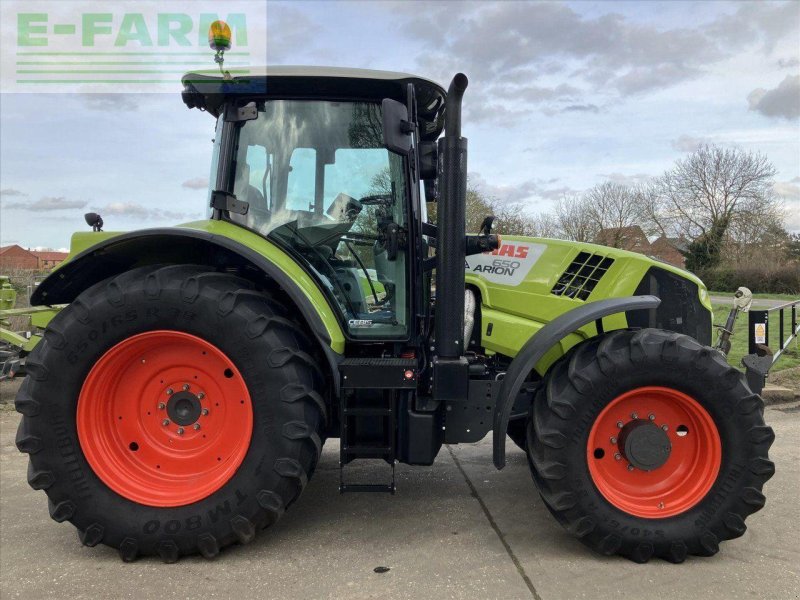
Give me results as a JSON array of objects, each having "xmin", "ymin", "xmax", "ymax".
[
  {"xmin": 266, "ymin": 6, "xmax": 323, "ymax": 63},
  {"xmin": 562, "ymin": 104, "xmax": 600, "ymax": 114},
  {"xmin": 0, "ymin": 188, "xmax": 26, "ymax": 197},
  {"xmin": 95, "ymin": 202, "xmax": 199, "ymax": 222},
  {"xmin": 181, "ymin": 177, "xmax": 209, "ymax": 190},
  {"xmin": 598, "ymin": 172, "xmax": 653, "ymax": 186},
  {"xmin": 747, "ymin": 75, "xmax": 800, "ymax": 120},
  {"xmin": 777, "ymin": 57, "xmax": 800, "ymax": 69},
  {"xmin": 88, "ymin": 95, "xmax": 135, "ymax": 111},
  {"xmin": 81, "ymin": 93, "xmax": 138, "ymax": 112},
  {"xmin": 671, "ymin": 134, "xmax": 710, "ymax": 152},
  {"xmin": 469, "ymin": 172, "xmax": 578, "ymax": 204},
  {"xmin": 704, "ymin": 1, "xmax": 800, "ymax": 53},
  {"xmin": 5, "ymin": 196, "xmax": 87, "ymax": 211},
  {"xmin": 774, "ymin": 180, "xmax": 800, "ymax": 201},
  {"xmin": 375, "ymin": 0, "xmax": 800, "ymax": 126}
]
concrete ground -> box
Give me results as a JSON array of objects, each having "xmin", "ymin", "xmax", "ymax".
[{"xmin": 1, "ymin": 400, "xmax": 798, "ymax": 600}]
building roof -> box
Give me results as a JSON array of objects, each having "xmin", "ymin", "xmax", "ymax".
[
  {"xmin": 596, "ymin": 225, "xmax": 647, "ymax": 238},
  {"xmin": 0, "ymin": 244, "xmax": 32, "ymax": 255},
  {"xmin": 31, "ymin": 250, "xmax": 68, "ymax": 261},
  {"xmin": 651, "ymin": 235, "xmax": 689, "ymax": 253},
  {"xmin": 594, "ymin": 226, "xmax": 649, "ymax": 249}
]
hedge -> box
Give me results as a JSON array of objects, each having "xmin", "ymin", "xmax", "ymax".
[{"xmin": 696, "ymin": 264, "xmax": 800, "ymax": 295}]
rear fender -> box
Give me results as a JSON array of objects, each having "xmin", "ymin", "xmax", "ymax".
[{"xmin": 32, "ymin": 222, "xmax": 346, "ymax": 393}]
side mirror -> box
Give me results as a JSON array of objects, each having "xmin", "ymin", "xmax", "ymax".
[
  {"xmin": 382, "ymin": 98, "xmax": 412, "ymax": 155},
  {"xmin": 419, "ymin": 141, "xmax": 438, "ymax": 180},
  {"xmin": 423, "ymin": 179, "xmax": 438, "ymax": 203}
]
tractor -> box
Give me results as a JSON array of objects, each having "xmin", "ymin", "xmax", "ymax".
[{"xmin": 14, "ymin": 64, "xmax": 774, "ymax": 564}]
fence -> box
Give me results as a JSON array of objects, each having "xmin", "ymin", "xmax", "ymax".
[{"xmin": 744, "ymin": 299, "xmax": 800, "ymax": 393}]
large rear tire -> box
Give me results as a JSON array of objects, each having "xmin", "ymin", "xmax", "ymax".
[
  {"xmin": 527, "ymin": 328, "xmax": 774, "ymax": 563},
  {"xmin": 15, "ymin": 265, "xmax": 326, "ymax": 562}
]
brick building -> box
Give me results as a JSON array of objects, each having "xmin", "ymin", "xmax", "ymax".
[
  {"xmin": 649, "ymin": 236, "xmax": 687, "ymax": 268},
  {"xmin": 594, "ymin": 226, "xmax": 650, "ymax": 253},
  {"xmin": 594, "ymin": 227, "xmax": 686, "ymax": 268},
  {"xmin": 0, "ymin": 245, "xmax": 39, "ymax": 270},
  {"xmin": 32, "ymin": 250, "xmax": 69, "ymax": 270},
  {"xmin": 0, "ymin": 245, "xmax": 68, "ymax": 271}
]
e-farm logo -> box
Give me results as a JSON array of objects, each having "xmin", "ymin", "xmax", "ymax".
[{"xmin": 0, "ymin": 1, "xmax": 266, "ymax": 93}]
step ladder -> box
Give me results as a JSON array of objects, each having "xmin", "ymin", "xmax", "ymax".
[
  {"xmin": 339, "ymin": 390, "xmax": 397, "ymax": 494},
  {"xmin": 337, "ymin": 358, "xmax": 416, "ymax": 494}
]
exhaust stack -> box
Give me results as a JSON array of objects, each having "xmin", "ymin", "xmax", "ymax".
[{"xmin": 434, "ymin": 73, "xmax": 469, "ymax": 360}]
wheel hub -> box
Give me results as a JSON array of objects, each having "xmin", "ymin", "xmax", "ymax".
[
  {"xmin": 166, "ymin": 391, "xmax": 202, "ymax": 426},
  {"xmin": 617, "ymin": 419, "xmax": 671, "ymax": 471}
]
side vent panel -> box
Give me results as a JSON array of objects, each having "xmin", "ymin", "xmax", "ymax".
[{"xmin": 551, "ymin": 252, "xmax": 614, "ymax": 301}]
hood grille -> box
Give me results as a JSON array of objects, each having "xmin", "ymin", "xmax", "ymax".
[{"xmin": 551, "ymin": 252, "xmax": 615, "ymax": 301}]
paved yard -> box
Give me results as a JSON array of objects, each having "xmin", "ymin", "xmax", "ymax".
[{"xmin": 1, "ymin": 401, "xmax": 798, "ymax": 600}]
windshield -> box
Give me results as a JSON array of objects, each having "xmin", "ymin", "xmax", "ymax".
[{"xmin": 229, "ymin": 100, "xmax": 409, "ymax": 339}]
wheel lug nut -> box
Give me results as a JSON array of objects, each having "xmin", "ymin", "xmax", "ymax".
[
  {"xmin": 162, "ymin": 419, "xmax": 170, "ymax": 426},
  {"xmin": 631, "ymin": 412, "xmax": 638, "ymax": 419},
  {"xmin": 201, "ymin": 408, "xmax": 209, "ymax": 416},
  {"xmin": 182, "ymin": 384, "xmax": 190, "ymax": 391},
  {"xmin": 177, "ymin": 427, "xmax": 184, "ymax": 435},
  {"xmin": 627, "ymin": 464, "xmax": 635, "ymax": 471},
  {"xmin": 166, "ymin": 388, "xmax": 174, "ymax": 396},
  {"xmin": 198, "ymin": 392, "xmax": 205, "ymax": 400},
  {"xmin": 610, "ymin": 436, "xmax": 617, "ymax": 444},
  {"xmin": 158, "ymin": 402, "xmax": 166, "ymax": 410},
  {"xmin": 614, "ymin": 453, "xmax": 621, "ymax": 461},
  {"xmin": 616, "ymin": 421, "xmax": 624, "ymax": 429},
  {"xmin": 648, "ymin": 414, "xmax": 656, "ymax": 420},
  {"xmin": 662, "ymin": 424, "xmax": 669, "ymax": 431},
  {"xmin": 193, "ymin": 423, "xmax": 201, "ymax": 431}
]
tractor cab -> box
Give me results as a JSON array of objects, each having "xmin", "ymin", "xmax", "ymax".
[{"xmin": 182, "ymin": 67, "xmax": 447, "ymax": 342}]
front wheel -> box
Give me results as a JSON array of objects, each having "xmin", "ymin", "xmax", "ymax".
[
  {"xmin": 16, "ymin": 265, "xmax": 326, "ymax": 562},
  {"xmin": 527, "ymin": 329, "xmax": 775, "ymax": 563}
]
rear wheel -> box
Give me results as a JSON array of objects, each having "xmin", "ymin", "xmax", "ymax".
[
  {"xmin": 527, "ymin": 328, "xmax": 775, "ymax": 563},
  {"xmin": 16, "ymin": 265, "xmax": 326, "ymax": 562}
]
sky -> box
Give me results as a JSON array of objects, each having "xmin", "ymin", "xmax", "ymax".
[{"xmin": 1, "ymin": 0, "xmax": 799, "ymax": 250}]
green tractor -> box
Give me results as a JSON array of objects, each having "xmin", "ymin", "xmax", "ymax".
[{"xmin": 15, "ymin": 66, "xmax": 773, "ymax": 564}]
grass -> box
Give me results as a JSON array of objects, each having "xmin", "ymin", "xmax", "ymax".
[
  {"xmin": 708, "ymin": 291, "xmax": 799, "ymax": 301},
  {"xmin": 712, "ymin": 304, "xmax": 800, "ymax": 372}
]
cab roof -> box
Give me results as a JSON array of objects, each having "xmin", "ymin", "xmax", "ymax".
[{"xmin": 181, "ymin": 66, "xmax": 447, "ymax": 141}]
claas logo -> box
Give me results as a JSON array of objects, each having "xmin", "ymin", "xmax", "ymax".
[{"xmin": 486, "ymin": 244, "xmax": 529, "ymax": 259}]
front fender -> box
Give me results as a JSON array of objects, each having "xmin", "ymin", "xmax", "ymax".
[{"xmin": 492, "ymin": 295, "xmax": 661, "ymax": 469}]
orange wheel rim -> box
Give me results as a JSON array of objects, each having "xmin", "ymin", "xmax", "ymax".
[
  {"xmin": 587, "ymin": 386, "xmax": 721, "ymax": 518},
  {"xmin": 77, "ymin": 331, "xmax": 253, "ymax": 507}
]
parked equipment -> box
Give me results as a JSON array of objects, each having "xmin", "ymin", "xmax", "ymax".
[{"xmin": 14, "ymin": 53, "xmax": 773, "ymax": 563}]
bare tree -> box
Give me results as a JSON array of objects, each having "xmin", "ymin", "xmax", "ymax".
[
  {"xmin": 583, "ymin": 181, "xmax": 646, "ymax": 246},
  {"xmin": 653, "ymin": 144, "xmax": 778, "ymax": 269},
  {"xmin": 553, "ymin": 194, "xmax": 598, "ymax": 242}
]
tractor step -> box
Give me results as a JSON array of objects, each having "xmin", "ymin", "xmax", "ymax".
[
  {"xmin": 339, "ymin": 483, "xmax": 395, "ymax": 494},
  {"xmin": 339, "ymin": 357, "xmax": 417, "ymax": 389},
  {"xmin": 338, "ymin": 388, "xmax": 398, "ymax": 494}
]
